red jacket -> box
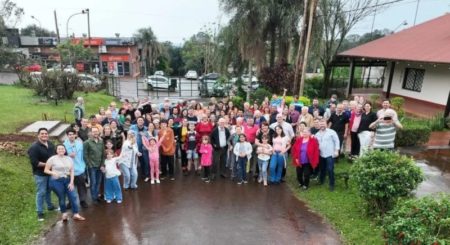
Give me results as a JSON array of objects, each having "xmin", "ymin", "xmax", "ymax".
[{"xmin": 291, "ymin": 136, "xmax": 319, "ymax": 169}]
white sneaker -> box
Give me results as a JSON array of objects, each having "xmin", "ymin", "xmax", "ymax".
[
  {"xmin": 156, "ymin": 179, "xmax": 160, "ymax": 184},
  {"xmin": 106, "ymin": 200, "xmax": 112, "ymax": 204},
  {"xmin": 144, "ymin": 177, "xmax": 150, "ymax": 182},
  {"xmin": 151, "ymin": 180, "xmax": 155, "ymax": 184},
  {"xmin": 117, "ymin": 200, "xmax": 122, "ymax": 204}
]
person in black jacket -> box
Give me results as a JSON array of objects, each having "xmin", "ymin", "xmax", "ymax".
[
  {"xmin": 210, "ymin": 118, "xmax": 230, "ymax": 179},
  {"xmin": 357, "ymin": 102, "xmax": 378, "ymax": 156},
  {"xmin": 28, "ymin": 128, "xmax": 57, "ymax": 221}
]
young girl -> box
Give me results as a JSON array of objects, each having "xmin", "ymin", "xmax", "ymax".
[
  {"xmin": 233, "ymin": 134, "xmax": 253, "ymax": 185},
  {"xmin": 119, "ymin": 131, "xmax": 141, "ymax": 190},
  {"xmin": 142, "ymin": 131, "xmax": 166, "ymax": 184},
  {"xmin": 227, "ymin": 125, "xmax": 243, "ymax": 180},
  {"xmin": 198, "ymin": 135, "xmax": 213, "ymax": 183},
  {"xmin": 103, "ymin": 150, "xmax": 122, "ymax": 203},
  {"xmin": 256, "ymin": 135, "xmax": 273, "ymax": 186},
  {"xmin": 184, "ymin": 123, "xmax": 199, "ymax": 175}
]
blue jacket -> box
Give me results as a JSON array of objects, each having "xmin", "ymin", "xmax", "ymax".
[{"xmin": 63, "ymin": 139, "xmax": 86, "ymax": 176}]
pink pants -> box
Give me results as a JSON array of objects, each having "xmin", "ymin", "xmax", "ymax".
[{"xmin": 149, "ymin": 158, "xmax": 160, "ymax": 180}]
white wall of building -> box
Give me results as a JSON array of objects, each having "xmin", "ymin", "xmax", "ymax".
[{"xmin": 383, "ymin": 62, "xmax": 450, "ymax": 106}]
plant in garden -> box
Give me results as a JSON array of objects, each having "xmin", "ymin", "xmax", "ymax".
[
  {"xmin": 382, "ymin": 194, "xmax": 450, "ymax": 245},
  {"xmin": 250, "ymin": 88, "xmax": 272, "ymax": 104},
  {"xmin": 231, "ymin": 96, "xmax": 244, "ymax": 109},
  {"xmin": 395, "ymin": 123, "xmax": 431, "ymax": 147},
  {"xmin": 259, "ymin": 62, "xmax": 295, "ymax": 94},
  {"xmin": 391, "ymin": 96, "xmax": 405, "ymax": 119},
  {"xmin": 351, "ymin": 150, "xmax": 424, "ymax": 216}
]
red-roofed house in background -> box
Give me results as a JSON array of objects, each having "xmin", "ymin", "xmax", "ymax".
[{"xmin": 336, "ymin": 14, "xmax": 450, "ymax": 119}]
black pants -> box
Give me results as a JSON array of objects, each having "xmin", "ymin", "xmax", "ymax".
[
  {"xmin": 161, "ymin": 155, "xmax": 174, "ymax": 177},
  {"xmin": 296, "ymin": 164, "xmax": 312, "ymax": 187},
  {"xmin": 180, "ymin": 149, "xmax": 188, "ymax": 169},
  {"xmin": 350, "ymin": 132, "xmax": 360, "ymax": 156},
  {"xmin": 213, "ymin": 147, "xmax": 227, "ymax": 178},
  {"xmin": 203, "ymin": 166, "xmax": 211, "ymax": 179},
  {"xmin": 74, "ymin": 174, "xmax": 87, "ymax": 203}
]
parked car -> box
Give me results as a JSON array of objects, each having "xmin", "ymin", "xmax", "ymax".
[
  {"xmin": 154, "ymin": 70, "xmax": 164, "ymax": 76},
  {"xmin": 249, "ymin": 81, "xmax": 260, "ymax": 90},
  {"xmin": 185, "ymin": 70, "xmax": 198, "ymax": 80},
  {"xmin": 198, "ymin": 73, "xmax": 229, "ymax": 97},
  {"xmin": 78, "ymin": 74, "xmax": 102, "ymax": 87},
  {"xmin": 47, "ymin": 65, "xmax": 77, "ymax": 73},
  {"xmin": 230, "ymin": 74, "xmax": 258, "ymax": 84},
  {"xmin": 144, "ymin": 75, "xmax": 177, "ymax": 91}
]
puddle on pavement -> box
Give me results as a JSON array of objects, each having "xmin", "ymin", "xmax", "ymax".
[{"xmin": 402, "ymin": 147, "xmax": 450, "ymax": 197}]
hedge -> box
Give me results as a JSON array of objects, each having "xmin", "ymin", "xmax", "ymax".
[{"xmin": 395, "ymin": 123, "xmax": 431, "ymax": 147}]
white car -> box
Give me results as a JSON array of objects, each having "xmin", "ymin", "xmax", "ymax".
[
  {"xmin": 185, "ymin": 70, "xmax": 198, "ymax": 80},
  {"xmin": 78, "ymin": 74, "xmax": 102, "ymax": 86},
  {"xmin": 154, "ymin": 70, "xmax": 164, "ymax": 76},
  {"xmin": 144, "ymin": 75, "xmax": 175, "ymax": 91},
  {"xmin": 241, "ymin": 74, "xmax": 258, "ymax": 84},
  {"xmin": 230, "ymin": 75, "xmax": 258, "ymax": 84},
  {"xmin": 47, "ymin": 65, "xmax": 77, "ymax": 74}
]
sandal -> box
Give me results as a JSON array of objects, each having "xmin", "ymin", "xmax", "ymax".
[{"xmin": 73, "ymin": 214, "xmax": 86, "ymax": 221}]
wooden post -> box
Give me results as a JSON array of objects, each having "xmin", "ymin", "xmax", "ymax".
[
  {"xmin": 293, "ymin": 0, "xmax": 310, "ymax": 93},
  {"xmin": 386, "ymin": 61, "xmax": 396, "ymax": 99},
  {"xmin": 347, "ymin": 59, "xmax": 355, "ymax": 98}
]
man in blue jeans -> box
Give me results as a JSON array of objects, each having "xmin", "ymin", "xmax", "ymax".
[
  {"xmin": 315, "ymin": 119, "xmax": 340, "ymax": 191},
  {"xmin": 27, "ymin": 128, "xmax": 57, "ymax": 221},
  {"xmin": 83, "ymin": 127, "xmax": 105, "ymax": 203}
]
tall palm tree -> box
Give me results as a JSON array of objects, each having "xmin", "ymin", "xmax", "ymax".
[{"xmin": 134, "ymin": 27, "xmax": 161, "ymax": 76}]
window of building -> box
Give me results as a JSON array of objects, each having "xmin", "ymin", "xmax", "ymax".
[
  {"xmin": 402, "ymin": 68, "xmax": 424, "ymax": 92},
  {"xmin": 124, "ymin": 62, "xmax": 130, "ymax": 75}
]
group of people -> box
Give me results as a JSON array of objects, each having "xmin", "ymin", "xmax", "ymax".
[{"xmin": 29, "ymin": 90, "xmax": 403, "ymax": 222}]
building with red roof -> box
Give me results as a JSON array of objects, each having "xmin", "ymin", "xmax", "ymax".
[{"xmin": 337, "ymin": 14, "xmax": 450, "ymax": 118}]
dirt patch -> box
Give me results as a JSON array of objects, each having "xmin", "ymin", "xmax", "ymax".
[
  {"xmin": 0, "ymin": 141, "xmax": 26, "ymax": 156},
  {"xmin": 0, "ymin": 134, "xmax": 35, "ymax": 143}
]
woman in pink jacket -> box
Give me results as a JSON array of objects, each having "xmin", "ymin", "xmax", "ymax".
[{"xmin": 198, "ymin": 135, "xmax": 213, "ymax": 183}]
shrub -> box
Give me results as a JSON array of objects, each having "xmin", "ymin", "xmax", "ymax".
[
  {"xmin": 250, "ymin": 87, "xmax": 272, "ymax": 104},
  {"xmin": 395, "ymin": 123, "xmax": 431, "ymax": 147},
  {"xmin": 259, "ymin": 62, "xmax": 295, "ymax": 94},
  {"xmin": 304, "ymin": 76, "xmax": 323, "ymax": 99},
  {"xmin": 382, "ymin": 194, "xmax": 450, "ymax": 245},
  {"xmin": 31, "ymin": 71, "xmax": 81, "ymax": 100},
  {"xmin": 391, "ymin": 97, "xmax": 405, "ymax": 119},
  {"xmin": 284, "ymin": 96, "xmax": 311, "ymax": 106},
  {"xmin": 351, "ymin": 150, "xmax": 424, "ymax": 216},
  {"xmin": 231, "ymin": 96, "xmax": 244, "ymax": 109}
]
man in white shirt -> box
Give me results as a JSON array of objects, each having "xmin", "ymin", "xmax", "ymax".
[{"xmin": 270, "ymin": 113, "xmax": 295, "ymax": 140}]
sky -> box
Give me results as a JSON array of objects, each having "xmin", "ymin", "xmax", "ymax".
[{"xmin": 12, "ymin": 0, "xmax": 450, "ymax": 45}]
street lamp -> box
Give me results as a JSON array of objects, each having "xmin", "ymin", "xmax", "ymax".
[
  {"xmin": 393, "ymin": 20, "xmax": 408, "ymax": 33},
  {"xmin": 31, "ymin": 15, "xmax": 42, "ymax": 28},
  {"xmin": 66, "ymin": 11, "xmax": 86, "ymax": 38}
]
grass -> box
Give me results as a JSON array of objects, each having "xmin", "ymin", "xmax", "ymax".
[
  {"xmin": 0, "ymin": 85, "xmax": 117, "ymax": 244},
  {"xmin": 286, "ymin": 159, "xmax": 384, "ymax": 245},
  {"xmin": 0, "ymin": 85, "xmax": 117, "ymax": 134},
  {"xmin": 0, "ymin": 151, "xmax": 57, "ymax": 245}
]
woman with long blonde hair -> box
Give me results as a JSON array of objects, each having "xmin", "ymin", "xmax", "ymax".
[{"xmin": 118, "ymin": 131, "xmax": 141, "ymax": 190}]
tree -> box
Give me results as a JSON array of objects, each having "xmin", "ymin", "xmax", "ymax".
[
  {"xmin": 56, "ymin": 40, "xmax": 92, "ymax": 67},
  {"xmin": 163, "ymin": 42, "xmax": 185, "ymax": 76},
  {"xmin": 0, "ymin": 0, "xmax": 24, "ymax": 69},
  {"xmin": 134, "ymin": 27, "xmax": 161, "ymax": 76},
  {"xmin": 220, "ymin": 0, "xmax": 303, "ymax": 69},
  {"xmin": 181, "ymin": 32, "xmax": 217, "ymax": 74},
  {"xmin": 20, "ymin": 24, "xmax": 56, "ymax": 37},
  {"xmin": 314, "ymin": 0, "xmax": 381, "ymax": 97}
]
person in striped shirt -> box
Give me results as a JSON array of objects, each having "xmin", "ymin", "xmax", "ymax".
[{"xmin": 369, "ymin": 109, "xmax": 403, "ymax": 150}]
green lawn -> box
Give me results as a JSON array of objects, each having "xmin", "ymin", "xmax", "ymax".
[
  {"xmin": 0, "ymin": 151, "xmax": 58, "ymax": 244},
  {"xmin": 0, "ymin": 85, "xmax": 117, "ymax": 134},
  {"xmin": 0, "ymin": 85, "xmax": 117, "ymax": 244},
  {"xmin": 286, "ymin": 160, "xmax": 384, "ymax": 245}
]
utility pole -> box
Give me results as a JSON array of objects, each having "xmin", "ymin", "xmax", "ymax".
[
  {"xmin": 413, "ymin": 0, "xmax": 420, "ymax": 26},
  {"xmin": 54, "ymin": 10, "xmax": 60, "ymax": 43},
  {"xmin": 299, "ymin": 0, "xmax": 318, "ymax": 96}
]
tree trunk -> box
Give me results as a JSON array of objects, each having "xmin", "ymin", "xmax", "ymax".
[
  {"xmin": 321, "ymin": 65, "xmax": 332, "ymax": 97},
  {"xmin": 293, "ymin": 0, "xmax": 310, "ymax": 94},
  {"xmin": 269, "ymin": 25, "xmax": 276, "ymax": 68}
]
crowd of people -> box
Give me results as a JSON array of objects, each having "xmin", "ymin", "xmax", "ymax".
[{"xmin": 28, "ymin": 90, "xmax": 403, "ymax": 222}]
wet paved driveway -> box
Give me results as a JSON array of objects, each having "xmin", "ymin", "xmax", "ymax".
[{"xmin": 39, "ymin": 175, "xmax": 341, "ymax": 245}]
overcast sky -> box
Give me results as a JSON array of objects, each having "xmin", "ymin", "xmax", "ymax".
[{"xmin": 13, "ymin": 0, "xmax": 450, "ymax": 45}]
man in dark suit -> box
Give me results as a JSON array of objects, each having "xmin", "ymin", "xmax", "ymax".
[{"xmin": 210, "ymin": 118, "xmax": 230, "ymax": 179}]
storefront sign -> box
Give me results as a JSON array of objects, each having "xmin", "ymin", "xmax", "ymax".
[{"xmin": 100, "ymin": 55, "xmax": 130, "ymax": 62}]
